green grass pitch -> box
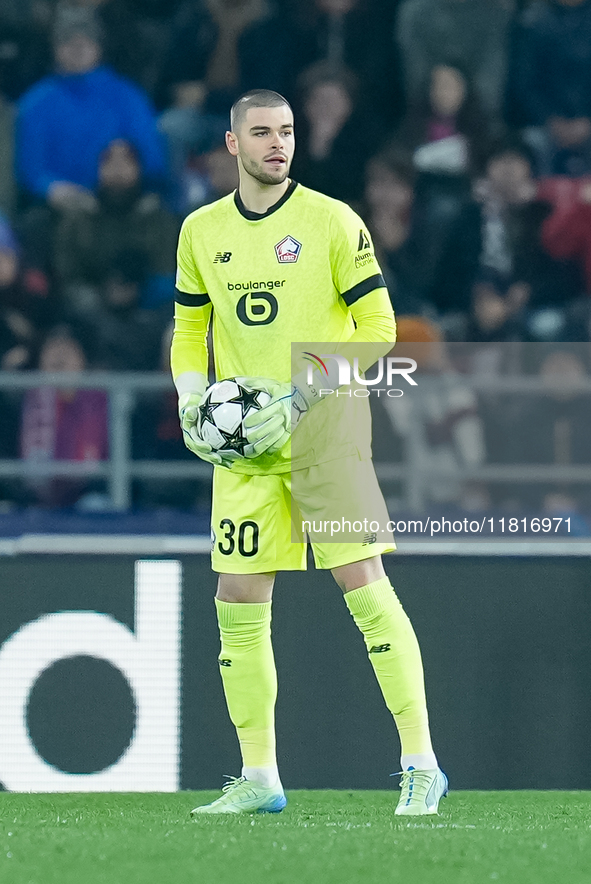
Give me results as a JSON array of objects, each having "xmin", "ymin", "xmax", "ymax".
[{"xmin": 1, "ymin": 791, "xmax": 591, "ymax": 884}]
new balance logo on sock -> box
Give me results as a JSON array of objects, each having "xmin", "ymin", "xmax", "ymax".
[
  {"xmin": 369, "ymin": 644, "xmax": 391, "ymax": 654},
  {"xmin": 219, "ymin": 658, "xmax": 232, "ymax": 667}
]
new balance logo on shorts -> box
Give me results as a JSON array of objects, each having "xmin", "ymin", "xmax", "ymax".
[
  {"xmin": 369, "ymin": 644, "xmax": 391, "ymax": 654},
  {"xmin": 214, "ymin": 252, "xmax": 232, "ymax": 263},
  {"xmin": 219, "ymin": 658, "xmax": 232, "ymax": 667}
]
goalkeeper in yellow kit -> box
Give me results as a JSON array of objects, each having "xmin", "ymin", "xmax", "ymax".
[{"xmin": 171, "ymin": 89, "xmax": 447, "ymax": 816}]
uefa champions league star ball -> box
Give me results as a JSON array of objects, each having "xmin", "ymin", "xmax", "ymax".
[{"xmin": 198, "ymin": 379, "xmax": 271, "ymax": 456}]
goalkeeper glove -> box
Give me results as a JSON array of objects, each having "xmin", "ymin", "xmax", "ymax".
[
  {"xmin": 178, "ymin": 387, "xmax": 238, "ymax": 468},
  {"xmin": 241, "ymin": 375, "xmax": 318, "ymax": 458}
]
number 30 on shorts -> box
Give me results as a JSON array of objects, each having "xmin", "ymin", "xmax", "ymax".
[{"xmin": 217, "ymin": 518, "xmax": 260, "ymax": 556}]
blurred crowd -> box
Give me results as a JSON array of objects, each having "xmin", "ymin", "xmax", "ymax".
[{"xmin": 0, "ymin": 0, "xmax": 591, "ymax": 511}]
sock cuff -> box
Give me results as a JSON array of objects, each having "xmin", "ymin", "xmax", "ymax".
[
  {"xmin": 344, "ymin": 576, "xmax": 395, "ymax": 619},
  {"xmin": 215, "ymin": 597, "xmax": 272, "ymax": 629}
]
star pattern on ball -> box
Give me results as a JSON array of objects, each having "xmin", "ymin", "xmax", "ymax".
[
  {"xmin": 218, "ymin": 425, "xmax": 248, "ymax": 455},
  {"xmin": 239, "ymin": 387, "xmax": 266, "ymax": 417},
  {"xmin": 199, "ymin": 397, "xmax": 220, "ymax": 429}
]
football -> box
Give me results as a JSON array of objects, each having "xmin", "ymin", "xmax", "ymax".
[{"xmin": 198, "ymin": 378, "xmax": 271, "ymax": 456}]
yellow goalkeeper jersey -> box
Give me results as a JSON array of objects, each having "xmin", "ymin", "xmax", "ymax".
[{"xmin": 173, "ymin": 180, "xmax": 394, "ymax": 474}]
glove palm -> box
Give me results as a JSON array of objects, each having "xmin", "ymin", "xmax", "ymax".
[
  {"xmin": 241, "ymin": 377, "xmax": 311, "ymax": 458},
  {"xmin": 179, "ymin": 391, "xmax": 238, "ymax": 468}
]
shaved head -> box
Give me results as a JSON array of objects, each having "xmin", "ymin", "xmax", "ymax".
[{"xmin": 230, "ymin": 89, "xmax": 292, "ymax": 133}]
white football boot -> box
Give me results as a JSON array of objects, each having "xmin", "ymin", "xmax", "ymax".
[
  {"xmin": 394, "ymin": 767, "xmax": 449, "ymax": 816},
  {"xmin": 190, "ymin": 776, "xmax": 287, "ymax": 816}
]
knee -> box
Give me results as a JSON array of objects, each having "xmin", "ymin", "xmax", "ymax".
[
  {"xmin": 331, "ymin": 556, "xmax": 386, "ymax": 593},
  {"xmin": 216, "ymin": 572, "xmax": 276, "ymax": 603}
]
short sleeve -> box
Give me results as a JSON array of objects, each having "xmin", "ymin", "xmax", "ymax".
[
  {"xmin": 329, "ymin": 203, "xmax": 386, "ymax": 307},
  {"xmin": 175, "ymin": 218, "xmax": 211, "ymax": 307}
]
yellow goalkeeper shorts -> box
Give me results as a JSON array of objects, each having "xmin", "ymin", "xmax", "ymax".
[{"xmin": 211, "ymin": 454, "xmax": 395, "ymax": 573}]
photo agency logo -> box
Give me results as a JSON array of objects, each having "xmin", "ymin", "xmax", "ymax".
[{"xmin": 303, "ymin": 352, "xmax": 418, "ymax": 398}]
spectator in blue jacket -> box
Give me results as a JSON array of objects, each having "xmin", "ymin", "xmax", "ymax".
[
  {"xmin": 509, "ymin": 0, "xmax": 591, "ymax": 175},
  {"xmin": 16, "ymin": 12, "xmax": 166, "ymax": 211}
]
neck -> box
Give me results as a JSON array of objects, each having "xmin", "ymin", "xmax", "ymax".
[{"xmin": 238, "ymin": 173, "xmax": 290, "ymax": 214}]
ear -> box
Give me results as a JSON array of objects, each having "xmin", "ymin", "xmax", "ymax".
[{"xmin": 226, "ymin": 130, "xmax": 239, "ymax": 157}]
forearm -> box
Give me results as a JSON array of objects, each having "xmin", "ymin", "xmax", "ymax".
[
  {"xmin": 344, "ymin": 286, "xmax": 397, "ymax": 371},
  {"xmin": 347, "ymin": 286, "xmax": 396, "ymax": 341},
  {"xmin": 170, "ymin": 301, "xmax": 211, "ymax": 388}
]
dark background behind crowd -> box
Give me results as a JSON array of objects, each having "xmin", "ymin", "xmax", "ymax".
[{"xmin": 1, "ymin": 0, "xmax": 591, "ymax": 515}]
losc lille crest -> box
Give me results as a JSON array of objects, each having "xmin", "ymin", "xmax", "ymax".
[{"xmin": 274, "ymin": 235, "xmax": 302, "ymax": 263}]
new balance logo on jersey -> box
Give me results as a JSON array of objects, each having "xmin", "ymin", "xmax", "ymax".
[
  {"xmin": 219, "ymin": 659, "xmax": 232, "ymax": 667},
  {"xmin": 369, "ymin": 644, "xmax": 391, "ymax": 654},
  {"xmin": 358, "ymin": 229, "xmax": 371, "ymax": 251},
  {"xmin": 214, "ymin": 252, "xmax": 232, "ymax": 263},
  {"xmin": 362, "ymin": 533, "xmax": 377, "ymax": 545}
]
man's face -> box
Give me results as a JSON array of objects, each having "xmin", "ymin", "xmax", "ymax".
[
  {"xmin": 40, "ymin": 337, "xmax": 85, "ymax": 372},
  {"xmin": 430, "ymin": 66, "xmax": 466, "ymax": 117},
  {"xmin": 56, "ymin": 34, "xmax": 101, "ymax": 74},
  {"xmin": 100, "ymin": 140, "xmax": 140, "ymax": 190},
  {"xmin": 206, "ymin": 146, "xmax": 239, "ymax": 195},
  {"xmin": 487, "ymin": 152, "xmax": 533, "ymax": 203},
  {"xmin": 305, "ymin": 81, "xmax": 352, "ymax": 128},
  {"xmin": 365, "ymin": 163, "xmax": 413, "ymax": 214},
  {"xmin": 226, "ymin": 105, "xmax": 295, "ymax": 186}
]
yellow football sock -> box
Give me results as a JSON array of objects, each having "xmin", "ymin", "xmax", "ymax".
[
  {"xmin": 344, "ymin": 577, "xmax": 434, "ymax": 758},
  {"xmin": 215, "ymin": 598, "xmax": 277, "ymax": 770}
]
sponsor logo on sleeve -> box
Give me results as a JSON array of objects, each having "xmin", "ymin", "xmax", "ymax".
[
  {"xmin": 355, "ymin": 229, "xmax": 375, "ymax": 268},
  {"xmin": 358, "ymin": 229, "xmax": 371, "ymax": 251},
  {"xmin": 355, "ymin": 251, "xmax": 375, "ymax": 268}
]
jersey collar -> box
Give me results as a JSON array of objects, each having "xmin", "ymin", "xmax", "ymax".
[{"xmin": 234, "ymin": 179, "xmax": 298, "ymax": 220}]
